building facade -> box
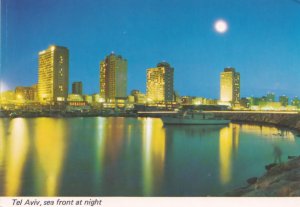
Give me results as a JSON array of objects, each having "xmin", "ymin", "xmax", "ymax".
[
  {"xmin": 130, "ymin": 90, "xmax": 146, "ymax": 104},
  {"xmin": 220, "ymin": 67, "xmax": 240, "ymax": 105},
  {"xmin": 72, "ymin": 81, "xmax": 83, "ymax": 95},
  {"xmin": 15, "ymin": 86, "xmax": 35, "ymax": 101},
  {"xmin": 100, "ymin": 53, "xmax": 127, "ymax": 101},
  {"xmin": 146, "ymin": 62, "xmax": 174, "ymax": 103},
  {"xmin": 38, "ymin": 45, "xmax": 69, "ymax": 104}
]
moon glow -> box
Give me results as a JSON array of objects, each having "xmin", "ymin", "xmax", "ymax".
[{"xmin": 214, "ymin": 19, "xmax": 228, "ymax": 34}]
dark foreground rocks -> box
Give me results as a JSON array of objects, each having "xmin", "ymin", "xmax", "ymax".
[{"xmin": 225, "ymin": 156, "xmax": 300, "ymax": 196}]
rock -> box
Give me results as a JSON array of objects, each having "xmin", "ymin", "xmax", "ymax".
[
  {"xmin": 288, "ymin": 156, "xmax": 297, "ymax": 159},
  {"xmin": 247, "ymin": 177, "xmax": 258, "ymax": 185},
  {"xmin": 265, "ymin": 163, "xmax": 277, "ymax": 171}
]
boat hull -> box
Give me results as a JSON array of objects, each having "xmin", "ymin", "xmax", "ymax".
[{"xmin": 161, "ymin": 117, "xmax": 230, "ymax": 125}]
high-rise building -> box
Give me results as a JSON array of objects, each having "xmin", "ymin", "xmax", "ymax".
[
  {"xmin": 38, "ymin": 45, "xmax": 69, "ymax": 103},
  {"xmin": 72, "ymin": 81, "xmax": 83, "ymax": 95},
  {"xmin": 100, "ymin": 53, "xmax": 127, "ymax": 101},
  {"xmin": 146, "ymin": 62, "xmax": 174, "ymax": 102},
  {"xmin": 220, "ymin": 67, "xmax": 240, "ymax": 104}
]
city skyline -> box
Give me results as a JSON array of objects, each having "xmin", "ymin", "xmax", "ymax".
[{"xmin": 1, "ymin": 0, "xmax": 300, "ymax": 99}]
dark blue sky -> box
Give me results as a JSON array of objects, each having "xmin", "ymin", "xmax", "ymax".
[{"xmin": 1, "ymin": 0, "xmax": 300, "ymax": 99}]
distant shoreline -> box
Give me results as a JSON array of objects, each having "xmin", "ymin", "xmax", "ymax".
[{"xmin": 1, "ymin": 110, "xmax": 300, "ymax": 132}]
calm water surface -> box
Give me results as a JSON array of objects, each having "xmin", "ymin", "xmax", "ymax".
[{"xmin": 0, "ymin": 117, "xmax": 299, "ymax": 196}]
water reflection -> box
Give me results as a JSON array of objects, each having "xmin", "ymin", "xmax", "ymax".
[
  {"xmin": 102, "ymin": 118, "xmax": 125, "ymax": 165},
  {"xmin": 34, "ymin": 118, "xmax": 67, "ymax": 196},
  {"xmin": 5, "ymin": 118, "xmax": 29, "ymax": 196},
  {"xmin": 94, "ymin": 118, "xmax": 106, "ymax": 191},
  {"xmin": 0, "ymin": 117, "xmax": 299, "ymax": 196},
  {"xmin": 219, "ymin": 124, "xmax": 240, "ymax": 184},
  {"xmin": 0, "ymin": 119, "xmax": 6, "ymax": 172},
  {"xmin": 164, "ymin": 125, "xmax": 225, "ymax": 137},
  {"xmin": 273, "ymin": 144, "xmax": 282, "ymax": 164},
  {"xmin": 0, "ymin": 120, "xmax": 4, "ymax": 195},
  {"xmin": 239, "ymin": 124, "xmax": 295, "ymax": 141},
  {"xmin": 142, "ymin": 118, "xmax": 166, "ymax": 195}
]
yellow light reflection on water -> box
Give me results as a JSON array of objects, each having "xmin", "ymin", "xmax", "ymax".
[
  {"xmin": 232, "ymin": 124, "xmax": 240, "ymax": 155},
  {"xmin": 219, "ymin": 126, "xmax": 232, "ymax": 184},
  {"xmin": 240, "ymin": 124, "xmax": 295, "ymax": 141},
  {"xmin": 0, "ymin": 120, "xmax": 6, "ymax": 170},
  {"xmin": 5, "ymin": 118, "xmax": 29, "ymax": 196},
  {"xmin": 142, "ymin": 118, "xmax": 166, "ymax": 195},
  {"xmin": 219, "ymin": 123, "xmax": 293, "ymax": 185},
  {"xmin": 94, "ymin": 117, "xmax": 106, "ymax": 187},
  {"xmin": 34, "ymin": 118, "xmax": 67, "ymax": 196},
  {"xmin": 142, "ymin": 118, "xmax": 153, "ymax": 195},
  {"xmin": 219, "ymin": 124, "xmax": 241, "ymax": 185},
  {"xmin": 103, "ymin": 117, "xmax": 125, "ymax": 164}
]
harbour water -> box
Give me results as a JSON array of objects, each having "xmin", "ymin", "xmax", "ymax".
[{"xmin": 0, "ymin": 117, "xmax": 299, "ymax": 196}]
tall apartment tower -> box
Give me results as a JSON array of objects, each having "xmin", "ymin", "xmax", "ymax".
[
  {"xmin": 146, "ymin": 62, "xmax": 174, "ymax": 103},
  {"xmin": 38, "ymin": 45, "xmax": 69, "ymax": 103},
  {"xmin": 220, "ymin": 67, "xmax": 240, "ymax": 104},
  {"xmin": 72, "ymin": 81, "xmax": 83, "ymax": 95},
  {"xmin": 100, "ymin": 53, "xmax": 127, "ymax": 101}
]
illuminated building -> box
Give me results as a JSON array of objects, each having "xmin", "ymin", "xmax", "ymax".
[
  {"xmin": 181, "ymin": 96, "xmax": 193, "ymax": 105},
  {"xmin": 38, "ymin": 45, "xmax": 69, "ymax": 104},
  {"xmin": 128, "ymin": 95, "xmax": 135, "ymax": 103},
  {"xmin": 0, "ymin": 90, "xmax": 15, "ymax": 103},
  {"xmin": 100, "ymin": 53, "xmax": 127, "ymax": 101},
  {"xmin": 266, "ymin": 92, "xmax": 275, "ymax": 102},
  {"xmin": 173, "ymin": 91, "xmax": 181, "ymax": 103},
  {"xmin": 72, "ymin": 81, "xmax": 83, "ymax": 95},
  {"xmin": 66, "ymin": 94, "xmax": 90, "ymax": 112},
  {"xmin": 220, "ymin": 67, "xmax": 240, "ymax": 105},
  {"xmin": 83, "ymin": 95, "xmax": 93, "ymax": 104},
  {"xmin": 92, "ymin": 93, "xmax": 105, "ymax": 104},
  {"xmin": 291, "ymin": 96, "xmax": 300, "ymax": 107},
  {"xmin": 130, "ymin": 90, "xmax": 146, "ymax": 104},
  {"xmin": 240, "ymin": 97, "xmax": 250, "ymax": 108},
  {"xmin": 279, "ymin": 95, "xmax": 289, "ymax": 106},
  {"xmin": 15, "ymin": 87, "xmax": 35, "ymax": 101},
  {"xmin": 31, "ymin": 84, "xmax": 39, "ymax": 101},
  {"xmin": 146, "ymin": 62, "xmax": 174, "ymax": 103},
  {"xmin": 67, "ymin": 94, "xmax": 84, "ymax": 102}
]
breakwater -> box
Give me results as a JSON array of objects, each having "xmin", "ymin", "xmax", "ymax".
[{"xmin": 214, "ymin": 111, "xmax": 300, "ymax": 132}]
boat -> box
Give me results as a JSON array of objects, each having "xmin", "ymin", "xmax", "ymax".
[{"xmin": 161, "ymin": 111, "xmax": 230, "ymax": 125}]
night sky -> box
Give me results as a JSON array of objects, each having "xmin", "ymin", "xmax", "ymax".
[{"xmin": 1, "ymin": 0, "xmax": 300, "ymax": 99}]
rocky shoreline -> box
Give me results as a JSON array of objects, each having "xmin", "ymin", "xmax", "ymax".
[
  {"xmin": 225, "ymin": 156, "xmax": 300, "ymax": 196},
  {"xmin": 220, "ymin": 112, "xmax": 300, "ymax": 196}
]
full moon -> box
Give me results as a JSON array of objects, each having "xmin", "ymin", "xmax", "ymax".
[{"xmin": 214, "ymin": 19, "xmax": 228, "ymax": 33}]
